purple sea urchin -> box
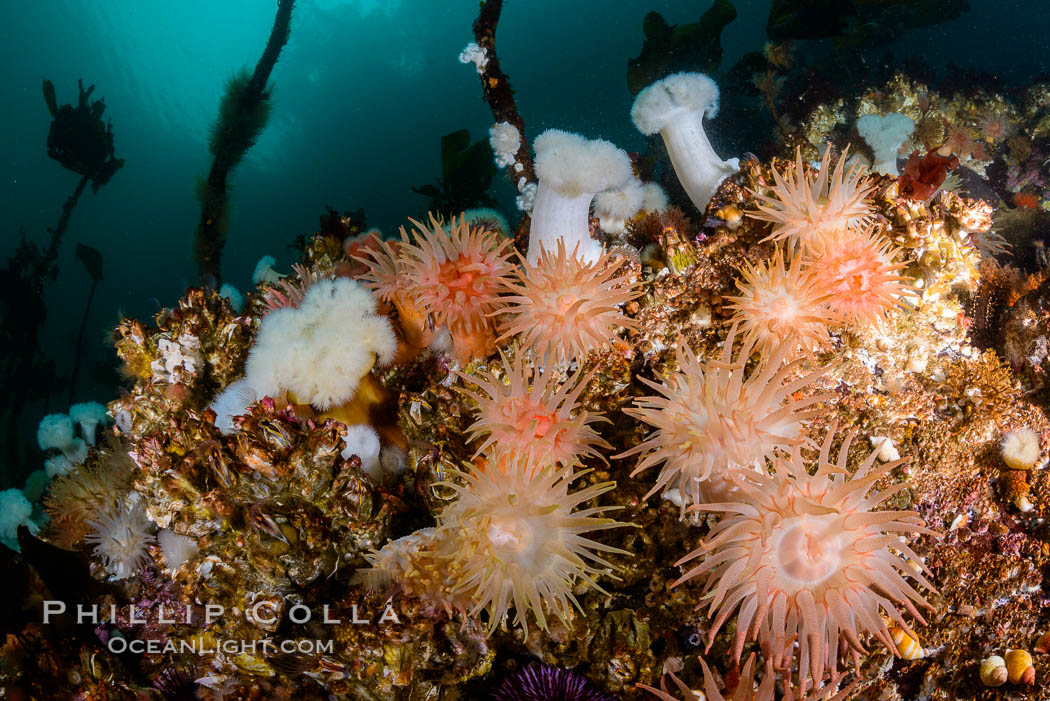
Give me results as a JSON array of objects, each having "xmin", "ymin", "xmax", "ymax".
[
  {"xmin": 493, "ymin": 663, "xmax": 616, "ymax": 701},
  {"xmin": 152, "ymin": 665, "xmax": 201, "ymax": 701}
]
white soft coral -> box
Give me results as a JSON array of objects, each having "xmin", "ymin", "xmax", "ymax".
[{"xmin": 244, "ymin": 278, "xmax": 396, "ymax": 410}]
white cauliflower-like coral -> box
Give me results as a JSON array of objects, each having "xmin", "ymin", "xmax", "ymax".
[{"xmin": 244, "ymin": 278, "xmax": 396, "ymax": 410}]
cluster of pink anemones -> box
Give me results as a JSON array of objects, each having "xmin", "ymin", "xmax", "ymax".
[
  {"xmin": 805, "ymin": 227, "xmax": 911, "ymax": 326},
  {"xmin": 620, "ymin": 325, "xmax": 830, "ymax": 518},
  {"xmin": 727, "ymin": 248, "xmax": 839, "ymax": 359},
  {"xmin": 637, "ymin": 653, "xmax": 858, "ymax": 701},
  {"xmin": 456, "ymin": 347, "xmax": 611, "ymax": 472},
  {"xmin": 676, "ymin": 426, "xmax": 938, "ymax": 689},
  {"xmin": 944, "ymin": 126, "xmax": 977, "ymax": 160},
  {"xmin": 356, "ymin": 212, "xmax": 514, "ymax": 361},
  {"xmin": 750, "ymin": 148, "xmax": 875, "ymax": 254},
  {"xmin": 498, "ymin": 239, "xmax": 641, "ymax": 366},
  {"xmin": 434, "ymin": 454, "xmax": 628, "ymax": 634}
]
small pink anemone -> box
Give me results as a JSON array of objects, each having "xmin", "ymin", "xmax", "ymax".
[
  {"xmin": 806, "ymin": 228, "xmax": 910, "ymax": 326},
  {"xmin": 498, "ymin": 240, "xmax": 641, "ymax": 366},
  {"xmin": 750, "ymin": 148, "xmax": 874, "ymax": 254},
  {"xmin": 675, "ymin": 426, "xmax": 938, "ymax": 688},
  {"xmin": 402, "ymin": 213, "xmax": 514, "ymax": 352},
  {"xmin": 436, "ymin": 454, "xmax": 627, "ymax": 634},
  {"xmin": 456, "ymin": 347, "xmax": 610, "ymax": 471},
  {"xmin": 727, "ymin": 248, "xmax": 838, "ymax": 358},
  {"xmin": 357, "ymin": 213, "xmax": 514, "ymax": 361},
  {"xmin": 620, "ymin": 325, "xmax": 830, "ymax": 517}
]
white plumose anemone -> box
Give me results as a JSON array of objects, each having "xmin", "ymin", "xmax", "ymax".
[
  {"xmin": 208, "ymin": 377, "xmax": 259, "ymax": 435},
  {"xmin": 631, "ymin": 72, "xmax": 739, "ymax": 213},
  {"xmin": 244, "ymin": 278, "xmax": 396, "ymax": 410},
  {"xmin": 252, "ymin": 255, "xmax": 282, "ymax": 285},
  {"xmin": 489, "ymin": 121, "xmax": 521, "ymax": 168},
  {"xmin": 856, "ymin": 113, "xmax": 915, "ymax": 176},
  {"xmin": 527, "ymin": 129, "xmax": 633, "ymax": 264},
  {"xmin": 641, "ymin": 182, "xmax": 669, "ymax": 213},
  {"xmin": 0, "ymin": 488, "xmax": 36, "ymax": 550},
  {"xmin": 341, "ymin": 424, "xmax": 382, "ymax": 482},
  {"xmin": 1000, "ymin": 427, "xmax": 1041, "ymax": 470},
  {"xmin": 37, "ymin": 413, "xmax": 89, "ymax": 464},
  {"xmin": 69, "ymin": 402, "xmax": 108, "ymax": 446},
  {"xmin": 594, "ymin": 177, "xmax": 646, "ymax": 234}
]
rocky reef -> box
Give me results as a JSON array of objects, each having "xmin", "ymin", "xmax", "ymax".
[{"xmin": 6, "ymin": 65, "xmax": 1050, "ymax": 701}]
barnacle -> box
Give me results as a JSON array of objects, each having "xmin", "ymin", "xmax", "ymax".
[{"xmin": 456, "ymin": 346, "xmax": 610, "ymax": 470}]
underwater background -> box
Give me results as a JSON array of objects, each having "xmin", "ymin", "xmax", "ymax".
[{"xmin": 2, "ymin": 0, "xmax": 1049, "ymax": 485}]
